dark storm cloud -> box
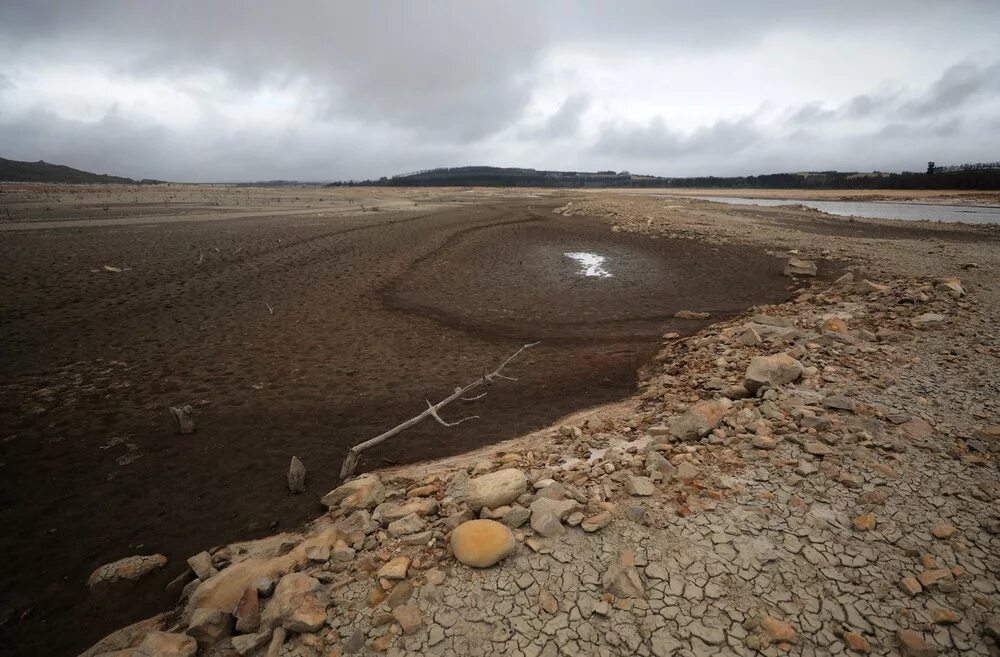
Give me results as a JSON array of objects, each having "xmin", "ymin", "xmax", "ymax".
[{"xmin": 2, "ymin": 1, "xmax": 1000, "ymax": 179}]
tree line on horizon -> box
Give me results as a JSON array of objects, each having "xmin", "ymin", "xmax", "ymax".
[{"xmin": 326, "ymin": 161, "xmax": 1000, "ymax": 190}]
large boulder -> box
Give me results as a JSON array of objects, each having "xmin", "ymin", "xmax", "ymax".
[
  {"xmin": 744, "ymin": 354, "xmax": 804, "ymax": 393},
  {"xmin": 450, "ymin": 519, "xmax": 516, "ymax": 568},
  {"xmin": 321, "ymin": 474, "xmax": 385, "ymax": 511},
  {"xmin": 464, "ymin": 468, "xmax": 526, "ymax": 511},
  {"xmin": 668, "ymin": 399, "xmax": 729, "ymax": 441},
  {"xmin": 87, "ymin": 554, "xmax": 168, "ymax": 590},
  {"xmin": 260, "ymin": 573, "xmax": 326, "ymax": 633}
]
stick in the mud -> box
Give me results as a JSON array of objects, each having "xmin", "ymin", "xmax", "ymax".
[{"xmin": 338, "ymin": 341, "xmax": 539, "ymax": 480}]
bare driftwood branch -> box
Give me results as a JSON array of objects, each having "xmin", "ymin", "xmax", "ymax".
[
  {"xmin": 265, "ymin": 300, "xmax": 274, "ymax": 315},
  {"xmin": 338, "ymin": 341, "xmax": 539, "ymax": 480}
]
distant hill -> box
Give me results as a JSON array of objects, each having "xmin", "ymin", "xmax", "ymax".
[
  {"xmin": 329, "ymin": 163, "xmax": 1000, "ymax": 190},
  {"xmin": 0, "ymin": 156, "xmax": 144, "ymax": 184}
]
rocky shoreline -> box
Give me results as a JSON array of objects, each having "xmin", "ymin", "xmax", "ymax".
[{"xmin": 80, "ymin": 196, "xmax": 999, "ymax": 657}]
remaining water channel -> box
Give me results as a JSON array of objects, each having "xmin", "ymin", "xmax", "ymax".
[{"xmin": 678, "ymin": 195, "xmax": 1000, "ymax": 224}]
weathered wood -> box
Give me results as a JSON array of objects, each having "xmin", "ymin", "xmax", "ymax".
[{"xmin": 338, "ymin": 342, "xmax": 539, "ymax": 480}]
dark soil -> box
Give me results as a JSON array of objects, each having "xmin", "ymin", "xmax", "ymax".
[{"xmin": 0, "ymin": 199, "xmax": 791, "ymax": 656}]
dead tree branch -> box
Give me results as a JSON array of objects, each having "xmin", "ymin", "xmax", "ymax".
[{"xmin": 338, "ymin": 341, "xmax": 539, "ymax": 480}]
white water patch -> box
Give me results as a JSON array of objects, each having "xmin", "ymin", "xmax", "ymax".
[{"xmin": 564, "ymin": 252, "xmax": 612, "ymax": 278}]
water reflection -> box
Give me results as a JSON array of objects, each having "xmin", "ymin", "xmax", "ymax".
[{"xmin": 565, "ymin": 252, "xmax": 612, "ymax": 278}]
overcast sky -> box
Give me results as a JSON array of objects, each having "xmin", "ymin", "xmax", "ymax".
[{"xmin": 2, "ymin": 1, "xmax": 999, "ymax": 181}]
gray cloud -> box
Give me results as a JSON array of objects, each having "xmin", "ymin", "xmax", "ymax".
[
  {"xmin": 519, "ymin": 94, "xmax": 591, "ymax": 140},
  {"xmin": 2, "ymin": 1, "xmax": 1000, "ymax": 179},
  {"xmin": 900, "ymin": 60, "xmax": 1000, "ymax": 118},
  {"xmin": 594, "ymin": 117, "xmax": 760, "ymax": 159}
]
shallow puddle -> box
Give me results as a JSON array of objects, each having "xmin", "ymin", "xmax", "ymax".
[{"xmin": 564, "ymin": 251, "xmax": 613, "ymax": 278}]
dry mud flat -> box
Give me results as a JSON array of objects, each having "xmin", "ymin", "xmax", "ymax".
[
  {"xmin": 0, "ymin": 187, "xmax": 794, "ymax": 657},
  {"xmin": 73, "ymin": 192, "xmax": 1000, "ymax": 657}
]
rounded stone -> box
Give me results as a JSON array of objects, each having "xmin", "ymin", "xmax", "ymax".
[{"xmin": 450, "ymin": 519, "xmax": 516, "ymax": 568}]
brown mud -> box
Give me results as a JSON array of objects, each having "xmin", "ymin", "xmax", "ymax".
[{"xmin": 0, "ymin": 196, "xmax": 791, "ymax": 656}]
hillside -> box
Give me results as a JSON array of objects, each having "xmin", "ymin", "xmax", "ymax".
[
  {"xmin": 0, "ymin": 156, "xmax": 138, "ymax": 184},
  {"xmin": 329, "ymin": 163, "xmax": 1000, "ymax": 190}
]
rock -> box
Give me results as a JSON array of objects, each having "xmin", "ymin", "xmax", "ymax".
[
  {"xmin": 373, "ymin": 497, "xmax": 439, "ymax": 524},
  {"xmin": 823, "ymin": 395, "xmax": 857, "ymax": 412},
  {"xmin": 676, "ymin": 462, "xmax": 700, "ymax": 482},
  {"xmin": 751, "ymin": 435, "xmax": 777, "ymax": 450},
  {"xmin": 287, "ymin": 456, "xmax": 306, "ymax": 494},
  {"xmin": 784, "ymin": 257, "xmax": 817, "ymax": 277},
  {"xmin": 582, "ymin": 511, "xmax": 613, "ymax": 533},
  {"xmin": 897, "ymin": 629, "xmax": 938, "ymax": 657},
  {"xmin": 392, "ymin": 605, "xmax": 421, "ymax": 634},
  {"xmin": 930, "ymin": 522, "xmax": 956, "ymax": 539},
  {"xmin": 744, "ymin": 354, "xmax": 804, "ymax": 393},
  {"xmin": 387, "ymin": 513, "xmax": 426, "ymax": 537},
  {"xmin": 674, "ymin": 310, "xmax": 711, "ymax": 320},
  {"xmin": 856, "ymin": 279, "xmax": 889, "ymax": 294},
  {"xmin": 187, "ymin": 608, "xmax": 232, "ymax": 647},
  {"xmin": 254, "ymin": 576, "xmax": 277, "ymax": 597},
  {"xmin": 321, "ymin": 474, "xmax": 385, "ymax": 511},
  {"xmin": 331, "ymin": 546, "xmax": 356, "ymax": 561},
  {"xmin": 88, "ymin": 554, "xmax": 168, "ymax": 590},
  {"xmin": 530, "ymin": 510, "xmax": 564, "ymax": 538},
  {"xmin": 187, "ymin": 552, "xmax": 214, "ymax": 581},
  {"xmin": 385, "ymin": 581, "xmax": 413, "ymax": 608},
  {"xmin": 760, "ymin": 616, "xmax": 796, "ymax": 645},
  {"xmin": 464, "ymin": 468, "xmax": 527, "ymax": 511},
  {"xmin": 753, "ymin": 314, "xmax": 795, "ymax": 328},
  {"xmin": 503, "ymin": 505, "xmax": 530, "ymax": 528},
  {"xmin": 917, "ymin": 568, "xmax": 952, "ymax": 588},
  {"xmin": 898, "ymin": 419, "xmax": 933, "ymax": 440},
  {"xmin": 838, "ymin": 472, "xmax": 863, "ymax": 489},
  {"xmin": 899, "ymin": 576, "xmax": 922, "ymax": 596},
  {"xmin": 984, "ymin": 615, "xmax": 1000, "ymax": 640},
  {"xmin": 378, "ymin": 556, "xmax": 411, "ymax": 580},
  {"xmin": 912, "ymin": 313, "xmax": 946, "ymax": 328},
  {"xmin": 450, "ymin": 519, "xmax": 516, "ymax": 568},
  {"xmin": 169, "ymin": 405, "xmax": 196, "ymax": 434},
  {"xmin": 853, "ymin": 514, "xmax": 876, "ymax": 531},
  {"xmin": 233, "ymin": 586, "xmax": 261, "ymax": 633},
  {"xmin": 539, "ymin": 590, "xmax": 558, "ymax": 614},
  {"xmin": 231, "ymin": 631, "xmax": 271, "ymax": 656},
  {"xmin": 133, "ymin": 632, "xmax": 198, "ymax": 657},
  {"xmin": 425, "ymin": 569, "xmax": 446, "ymax": 585},
  {"xmin": 803, "ymin": 442, "xmax": 832, "ymax": 457},
  {"xmin": 624, "ymin": 475, "xmax": 656, "ymax": 496},
  {"xmin": 668, "ymin": 400, "xmax": 728, "ymax": 440},
  {"xmin": 602, "ymin": 550, "xmax": 644, "ymax": 598},
  {"xmin": 935, "ymin": 277, "xmax": 965, "ymax": 298},
  {"xmin": 645, "ymin": 450, "xmax": 675, "ymax": 477},
  {"xmin": 931, "ymin": 608, "xmax": 960, "ymax": 624},
  {"xmin": 822, "ymin": 317, "xmax": 848, "ymax": 333},
  {"xmin": 738, "ymin": 325, "xmax": 762, "ymax": 346},
  {"xmin": 305, "ymin": 545, "xmax": 330, "ymax": 562},
  {"xmin": 260, "ymin": 573, "xmax": 326, "ymax": 633},
  {"xmin": 843, "ymin": 631, "xmax": 870, "ymax": 653},
  {"xmin": 265, "ymin": 627, "xmax": 286, "ymax": 657}
]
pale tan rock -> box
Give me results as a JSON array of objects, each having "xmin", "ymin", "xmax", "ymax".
[
  {"xmin": 760, "ymin": 616, "xmax": 796, "ymax": 645},
  {"xmin": 392, "ymin": 605, "xmax": 421, "ymax": 634},
  {"xmin": 187, "ymin": 608, "xmax": 232, "ymax": 647},
  {"xmin": 450, "ymin": 519, "xmax": 516, "ymax": 568},
  {"xmin": 260, "ymin": 573, "xmax": 326, "ymax": 633},
  {"xmin": 133, "ymin": 631, "xmax": 198, "ymax": 657},
  {"xmin": 378, "ymin": 556, "xmax": 411, "ymax": 580},
  {"xmin": 744, "ymin": 354, "xmax": 804, "ymax": 392},
  {"xmin": 320, "ymin": 474, "xmax": 385, "ymax": 511},
  {"xmin": 784, "ymin": 257, "xmax": 817, "ymax": 277},
  {"xmin": 897, "ymin": 629, "xmax": 938, "ymax": 657},
  {"xmin": 464, "ymin": 469, "xmax": 527, "ymax": 511},
  {"xmin": 668, "ymin": 399, "xmax": 728, "ymax": 440},
  {"xmin": 87, "ymin": 554, "xmax": 168, "ymax": 590}
]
